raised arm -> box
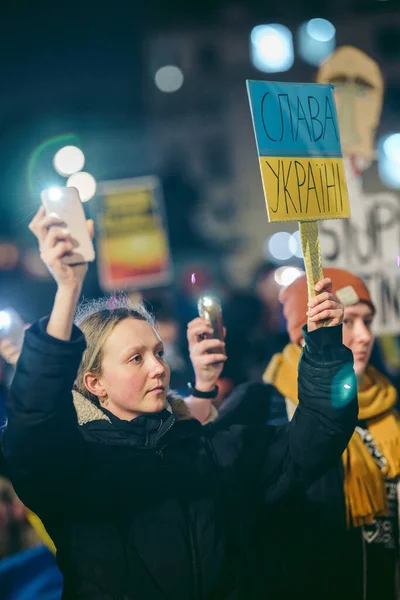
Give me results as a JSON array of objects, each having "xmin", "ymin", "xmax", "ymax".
[
  {"xmin": 2, "ymin": 207, "xmax": 93, "ymax": 495},
  {"xmin": 264, "ymin": 322, "xmax": 357, "ymax": 497},
  {"xmin": 211, "ymin": 279, "xmax": 358, "ymax": 502},
  {"xmin": 184, "ymin": 317, "xmax": 226, "ymax": 424},
  {"xmin": 29, "ymin": 206, "xmax": 94, "ymax": 342}
]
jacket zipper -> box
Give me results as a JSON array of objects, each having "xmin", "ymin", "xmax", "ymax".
[
  {"xmin": 154, "ymin": 417, "xmax": 176, "ymax": 458},
  {"xmin": 155, "ymin": 419, "xmax": 201, "ymax": 599},
  {"xmin": 188, "ymin": 515, "xmax": 201, "ymax": 600},
  {"xmin": 361, "ymin": 527, "xmax": 367, "ymax": 600}
]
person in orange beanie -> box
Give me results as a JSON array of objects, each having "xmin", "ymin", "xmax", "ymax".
[{"xmin": 263, "ymin": 267, "xmax": 399, "ymax": 600}]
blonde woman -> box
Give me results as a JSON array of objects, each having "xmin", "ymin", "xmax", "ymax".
[{"xmin": 2, "ymin": 207, "xmax": 357, "ymax": 600}]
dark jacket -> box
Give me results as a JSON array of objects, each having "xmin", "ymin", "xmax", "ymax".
[
  {"xmin": 216, "ymin": 356, "xmax": 373, "ymax": 600},
  {"xmin": 2, "ymin": 320, "xmax": 357, "ymax": 600},
  {"xmin": 226, "ymin": 386, "xmax": 364, "ymax": 600},
  {"xmin": 267, "ymin": 387, "xmax": 363, "ymax": 600}
]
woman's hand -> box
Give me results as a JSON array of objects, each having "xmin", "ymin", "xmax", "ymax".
[
  {"xmin": 187, "ymin": 317, "xmax": 227, "ymax": 392},
  {"xmin": 29, "ymin": 206, "xmax": 94, "ymax": 341},
  {"xmin": 28, "ymin": 206, "xmax": 94, "ymax": 292},
  {"xmin": 306, "ymin": 278, "xmax": 344, "ymax": 332}
]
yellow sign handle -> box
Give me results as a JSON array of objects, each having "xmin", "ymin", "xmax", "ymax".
[{"xmin": 299, "ymin": 221, "xmax": 324, "ymax": 301}]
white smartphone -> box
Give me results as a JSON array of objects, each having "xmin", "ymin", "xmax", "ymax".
[
  {"xmin": 0, "ymin": 308, "xmax": 25, "ymax": 351},
  {"xmin": 40, "ymin": 186, "xmax": 95, "ymax": 265}
]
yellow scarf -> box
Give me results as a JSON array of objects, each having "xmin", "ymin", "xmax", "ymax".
[
  {"xmin": 264, "ymin": 344, "xmax": 400, "ymax": 528},
  {"xmin": 26, "ymin": 510, "xmax": 56, "ymax": 554}
]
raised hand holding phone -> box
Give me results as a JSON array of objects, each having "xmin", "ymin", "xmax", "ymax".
[
  {"xmin": 30, "ymin": 188, "xmax": 94, "ymax": 290},
  {"xmin": 40, "ymin": 187, "xmax": 95, "ymax": 264},
  {"xmin": 186, "ymin": 296, "xmax": 227, "ymax": 396},
  {"xmin": 29, "ymin": 188, "xmax": 95, "ymax": 340},
  {"xmin": 186, "ymin": 315, "xmax": 226, "ymax": 424}
]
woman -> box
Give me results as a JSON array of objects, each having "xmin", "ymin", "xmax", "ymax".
[
  {"xmin": 272, "ymin": 269, "xmax": 400, "ymax": 600},
  {"xmin": 215, "ymin": 268, "xmax": 399, "ymax": 599},
  {"xmin": 2, "ymin": 208, "xmax": 357, "ymax": 599}
]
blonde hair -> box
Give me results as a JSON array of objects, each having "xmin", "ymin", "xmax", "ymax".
[{"xmin": 74, "ymin": 295, "xmax": 155, "ymax": 404}]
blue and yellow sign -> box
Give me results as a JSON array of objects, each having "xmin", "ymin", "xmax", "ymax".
[{"xmin": 247, "ymin": 80, "xmax": 350, "ymax": 223}]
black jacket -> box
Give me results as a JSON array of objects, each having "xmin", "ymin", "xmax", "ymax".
[
  {"xmin": 217, "ymin": 352, "xmax": 382, "ymax": 600},
  {"xmin": 219, "ymin": 382, "xmax": 365, "ymax": 599},
  {"xmin": 2, "ymin": 320, "xmax": 357, "ymax": 600}
]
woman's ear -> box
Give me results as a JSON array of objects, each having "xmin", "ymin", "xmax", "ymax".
[{"xmin": 83, "ymin": 372, "xmax": 107, "ymax": 400}]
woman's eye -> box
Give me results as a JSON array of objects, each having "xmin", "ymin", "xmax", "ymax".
[
  {"xmin": 157, "ymin": 350, "xmax": 165, "ymax": 358},
  {"xmin": 356, "ymin": 86, "xmax": 368, "ymax": 98}
]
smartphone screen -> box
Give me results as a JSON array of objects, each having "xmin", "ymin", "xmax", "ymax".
[
  {"xmin": 41, "ymin": 187, "xmax": 95, "ymax": 265},
  {"xmin": 197, "ymin": 296, "xmax": 224, "ymax": 341}
]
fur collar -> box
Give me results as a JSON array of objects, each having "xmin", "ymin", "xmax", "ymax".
[{"xmin": 72, "ymin": 390, "xmax": 193, "ymax": 426}]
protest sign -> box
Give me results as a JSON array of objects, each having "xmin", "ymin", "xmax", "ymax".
[
  {"xmin": 96, "ymin": 177, "xmax": 171, "ymax": 292},
  {"xmin": 317, "ymin": 47, "xmax": 400, "ymax": 335},
  {"xmin": 247, "ymin": 80, "xmax": 350, "ymax": 299},
  {"xmin": 247, "ymin": 81, "xmax": 350, "ymax": 223},
  {"xmin": 319, "ymin": 164, "xmax": 400, "ymax": 334}
]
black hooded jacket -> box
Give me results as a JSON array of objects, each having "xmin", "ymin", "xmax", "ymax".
[{"xmin": 2, "ymin": 320, "xmax": 357, "ymax": 599}]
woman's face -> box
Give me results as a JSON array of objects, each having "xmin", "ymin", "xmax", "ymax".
[
  {"xmin": 342, "ymin": 303, "xmax": 375, "ymax": 377},
  {"xmin": 92, "ymin": 318, "xmax": 170, "ymax": 421}
]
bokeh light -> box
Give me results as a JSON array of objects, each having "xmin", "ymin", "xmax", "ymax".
[
  {"xmin": 332, "ymin": 366, "xmax": 357, "ymax": 408},
  {"xmin": 155, "ymin": 65, "xmax": 184, "ymax": 93},
  {"xmin": 53, "ymin": 146, "xmax": 85, "ymax": 177},
  {"xmin": 265, "ymin": 231, "xmax": 294, "ymax": 261},
  {"xmin": 378, "ymin": 133, "xmax": 400, "ymax": 188},
  {"xmin": 274, "ymin": 266, "xmax": 304, "ymax": 287},
  {"xmin": 298, "ymin": 18, "xmax": 336, "ymax": 67},
  {"xmin": 306, "ymin": 19, "xmax": 335, "ymax": 43},
  {"xmin": 47, "ymin": 187, "xmax": 63, "ymax": 201},
  {"xmin": 383, "ymin": 133, "xmax": 400, "ymax": 165},
  {"xmin": 67, "ymin": 172, "xmax": 97, "ymax": 202},
  {"xmin": 0, "ymin": 310, "xmax": 12, "ymax": 331},
  {"xmin": 27, "ymin": 134, "xmax": 82, "ymax": 196},
  {"xmin": 288, "ymin": 230, "xmax": 304, "ymax": 259},
  {"xmin": 250, "ymin": 24, "xmax": 294, "ymax": 73}
]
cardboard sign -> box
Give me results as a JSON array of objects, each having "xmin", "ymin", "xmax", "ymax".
[
  {"xmin": 247, "ymin": 80, "xmax": 351, "ymax": 223},
  {"xmin": 96, "ymin": 177, "xmax": 171, "ymax": 292},
  {"xmin": 317, "ymin": 46, "xmax": 384, "ymax": 165},
  {"xmin": 316, "ymin": 47, "xmax": 399, "ymax": 334},
  {"xmin": 319, "ymin": 159, "xmax": 400, "ymax": 334}
]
